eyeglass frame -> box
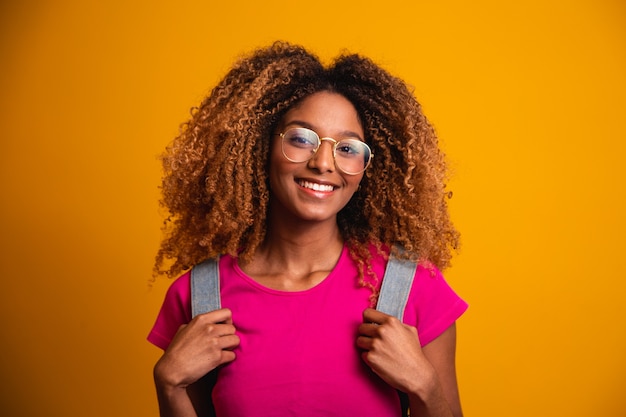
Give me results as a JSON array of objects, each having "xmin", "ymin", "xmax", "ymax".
[{"xmin": 276, "ymin": 127, "xmax": 374, "ymax": 175}]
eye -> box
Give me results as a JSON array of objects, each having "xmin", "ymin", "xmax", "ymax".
[
  {"xmin": 335, "ymin": 140, "xmax": 363, "ymax": 157},
  {"xmin": 285, "ymin": 128, "xmax": 318, "ymax": 149}
]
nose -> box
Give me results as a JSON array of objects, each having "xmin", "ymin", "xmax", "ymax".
[{"xmin": 307, "ymin": 138, "xmax": 335, "ymax": 173}]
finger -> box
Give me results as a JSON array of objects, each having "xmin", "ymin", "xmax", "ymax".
[
  {"xmin": 220, "ymin": 350, "xmax": 237, "ymax": 365},
  {"xmin": 218, "ymin": 334, "xmax": 241, "ymax": 350},
  {"xmin": 360, "ymin": 351, "xmax": 371, "ymax": 366},
  {"xmin": 197, "ymin": 308, "xmax": 233, "ymax": 324},
  {"xmin": 357, "ymin": 322, "xmax": 380, "ymax": 337},
  {"xmin": 212, "ymin": 323, "xmax": 237, "ymax": 337},
  {"xmin": 356, "ymin": 335, "xmax": 374, "ymax": 350},
  {"xmin": 362, "ymin": 308, "xmax": 392, "ymax": 324}
]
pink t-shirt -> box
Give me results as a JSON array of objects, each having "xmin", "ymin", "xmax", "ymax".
[{"xmin": 148, "ymin": 245, "xmax": 468, "ymax": 416}]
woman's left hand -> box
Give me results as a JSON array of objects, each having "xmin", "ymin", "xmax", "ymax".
[{"xmin": 357, "ymin": 308, "xmax": 438, "ymax": 396}]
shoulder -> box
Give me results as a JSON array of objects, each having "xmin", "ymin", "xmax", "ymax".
[
  {"xmin": 164, "ymin": 270, "xmax": 192, "ymax": 306},
  {"xmin": 147, "ymin": 271, "xmax": 192, "ymax": 350},
  {"xmin": 404, "ymin": 263, "xmax": 468, "ymax": 346},
  {"xmin": 164, "ymin": 254, "xmax": 236, "ymax": 310},
  {"xmin": 413, "ymin": 262, "xmax": 445, "ymax": 284},
  {"xmin": 409, "ymin": 262, "xmax": 459, "ymax": 303}
]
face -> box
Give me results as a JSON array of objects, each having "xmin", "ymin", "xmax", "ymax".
[{"xmin": 269, "ymin": 91, "xmax": 366, "ymax": 224}]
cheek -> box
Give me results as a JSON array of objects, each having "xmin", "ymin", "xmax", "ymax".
[
  {"xmin": 268, "ymin": 148, "xmax": 292, "ymax": 189},
  {"xmin": 346, "ymin": 173, "xmax": 364, "ymax": 190}
]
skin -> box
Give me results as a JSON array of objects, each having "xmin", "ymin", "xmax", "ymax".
[
  {"xmin": 242, "ymin": 92, "xmax": 365, "ymax": 290},
  {"xmin": 153, "ymin": 91, "xmax": 463, "ymax": 417},
  {"xmin": 154, "ymin": 309, "xmax": 239, "ymax": 417},
  {"xmin": 357, "ymin": 310, "xmax": 462, "ymax": 417}
]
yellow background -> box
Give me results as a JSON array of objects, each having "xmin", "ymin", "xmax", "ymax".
[{"xmin": 1, "ymin": 0, "xmax": 624, "ymax": 415}]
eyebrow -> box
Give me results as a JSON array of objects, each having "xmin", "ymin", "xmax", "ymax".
[{"xmin": 284, "ymin": 120, "xmax": 364, "ymax": 141}]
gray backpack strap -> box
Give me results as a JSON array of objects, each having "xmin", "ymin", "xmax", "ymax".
[
  {"xmin": 376, "ymin": 253, "xmax": 417, "ymax": 321},
  {"xmin": 190, "ymin": 257, "xmax": 221, "ymax": 318}
]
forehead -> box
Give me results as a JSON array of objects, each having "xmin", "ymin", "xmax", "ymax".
[{"xmin": 280, "ymin": 92, "xmax": 363, "ymax": 137}]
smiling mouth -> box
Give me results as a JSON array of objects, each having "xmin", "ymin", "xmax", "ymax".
[{"xmin": 297, "ymin": 180, "xmax": 335, "ymax": 192}]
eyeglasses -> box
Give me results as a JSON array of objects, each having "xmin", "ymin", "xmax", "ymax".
[{"xmin": 278, "ymin": 127, "xmax": 373, "ymax": 175}]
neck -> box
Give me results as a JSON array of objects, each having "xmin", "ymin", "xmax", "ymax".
[
  {"xmin": 261, "ymin": 215, "xmax": 344, "ymax": 264},
  {"xmin": 238, "ymin": 209, "xmax": 345, "ymax": 288}
]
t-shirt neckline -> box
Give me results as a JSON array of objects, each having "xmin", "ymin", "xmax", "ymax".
[{"xmin": 229, "ymin": 244, "xmax": 349, "ymax": 296}]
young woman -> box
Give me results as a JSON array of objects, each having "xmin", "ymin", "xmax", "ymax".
[{"xmin": 148, "ymin": 42, "xmax": 467, "ymax": 417}]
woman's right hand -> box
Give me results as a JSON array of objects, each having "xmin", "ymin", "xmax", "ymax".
[{"xmin": 154, "ymin": 308, "xmax": 240, "ymax": 390}]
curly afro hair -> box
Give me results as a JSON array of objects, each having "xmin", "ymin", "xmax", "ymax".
[{"xmin": 155, "ymin": 42, "xmax": 459, "ymax": 292}]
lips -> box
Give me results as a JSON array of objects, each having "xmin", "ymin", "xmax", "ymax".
[{"xmin": 297, "ymin": 179, "xmax": 336, "ymax": 192}]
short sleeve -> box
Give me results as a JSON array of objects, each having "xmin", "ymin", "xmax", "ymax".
[
  {"xmin": 147, "ymin": 272, "xmax": 193, "ymax": 350},
  {"xmin": 402, "ymin": 265, "xmax": 468, "ymax": 347}
]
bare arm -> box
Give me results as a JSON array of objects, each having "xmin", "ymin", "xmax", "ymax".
[
  {"xmin": 153, "ymin": 308, "xmax": 240, "ymax": 417},
  {"xmin": 357, "ymin": 308, "xmax": 462, "ymax": 417},
  {"xmin": 407, "ymin": 324, "xmax": 462, "ymax": 417},
  {"xmin": 154, "ymin": 373, "xmax": 198, "ymax": 417},
  {"xmin": 186, "ymin": 372, "xmax": 217, "ymax": 417}
]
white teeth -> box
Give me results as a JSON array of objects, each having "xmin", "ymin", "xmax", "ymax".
[{"xmin": 299, "ymin": 180, "xmax": 334, "ymax": 192}]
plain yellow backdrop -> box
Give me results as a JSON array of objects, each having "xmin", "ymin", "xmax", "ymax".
[{"xmin": 1, "ymin": 0, "xmax": 624, "ymax": 416}]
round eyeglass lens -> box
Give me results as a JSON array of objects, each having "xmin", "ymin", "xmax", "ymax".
[
  {"xmin": 281, "ymin": 128, "xmax": 319, "ymax": 163},
  {"xmin": 333, "ymin": 139, "xmax": 371, "ymax": 174}
]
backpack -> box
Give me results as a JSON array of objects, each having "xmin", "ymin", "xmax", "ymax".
[{"xmin": 190, "ymin": 252, "xmax": 417, "ymax": 416}]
